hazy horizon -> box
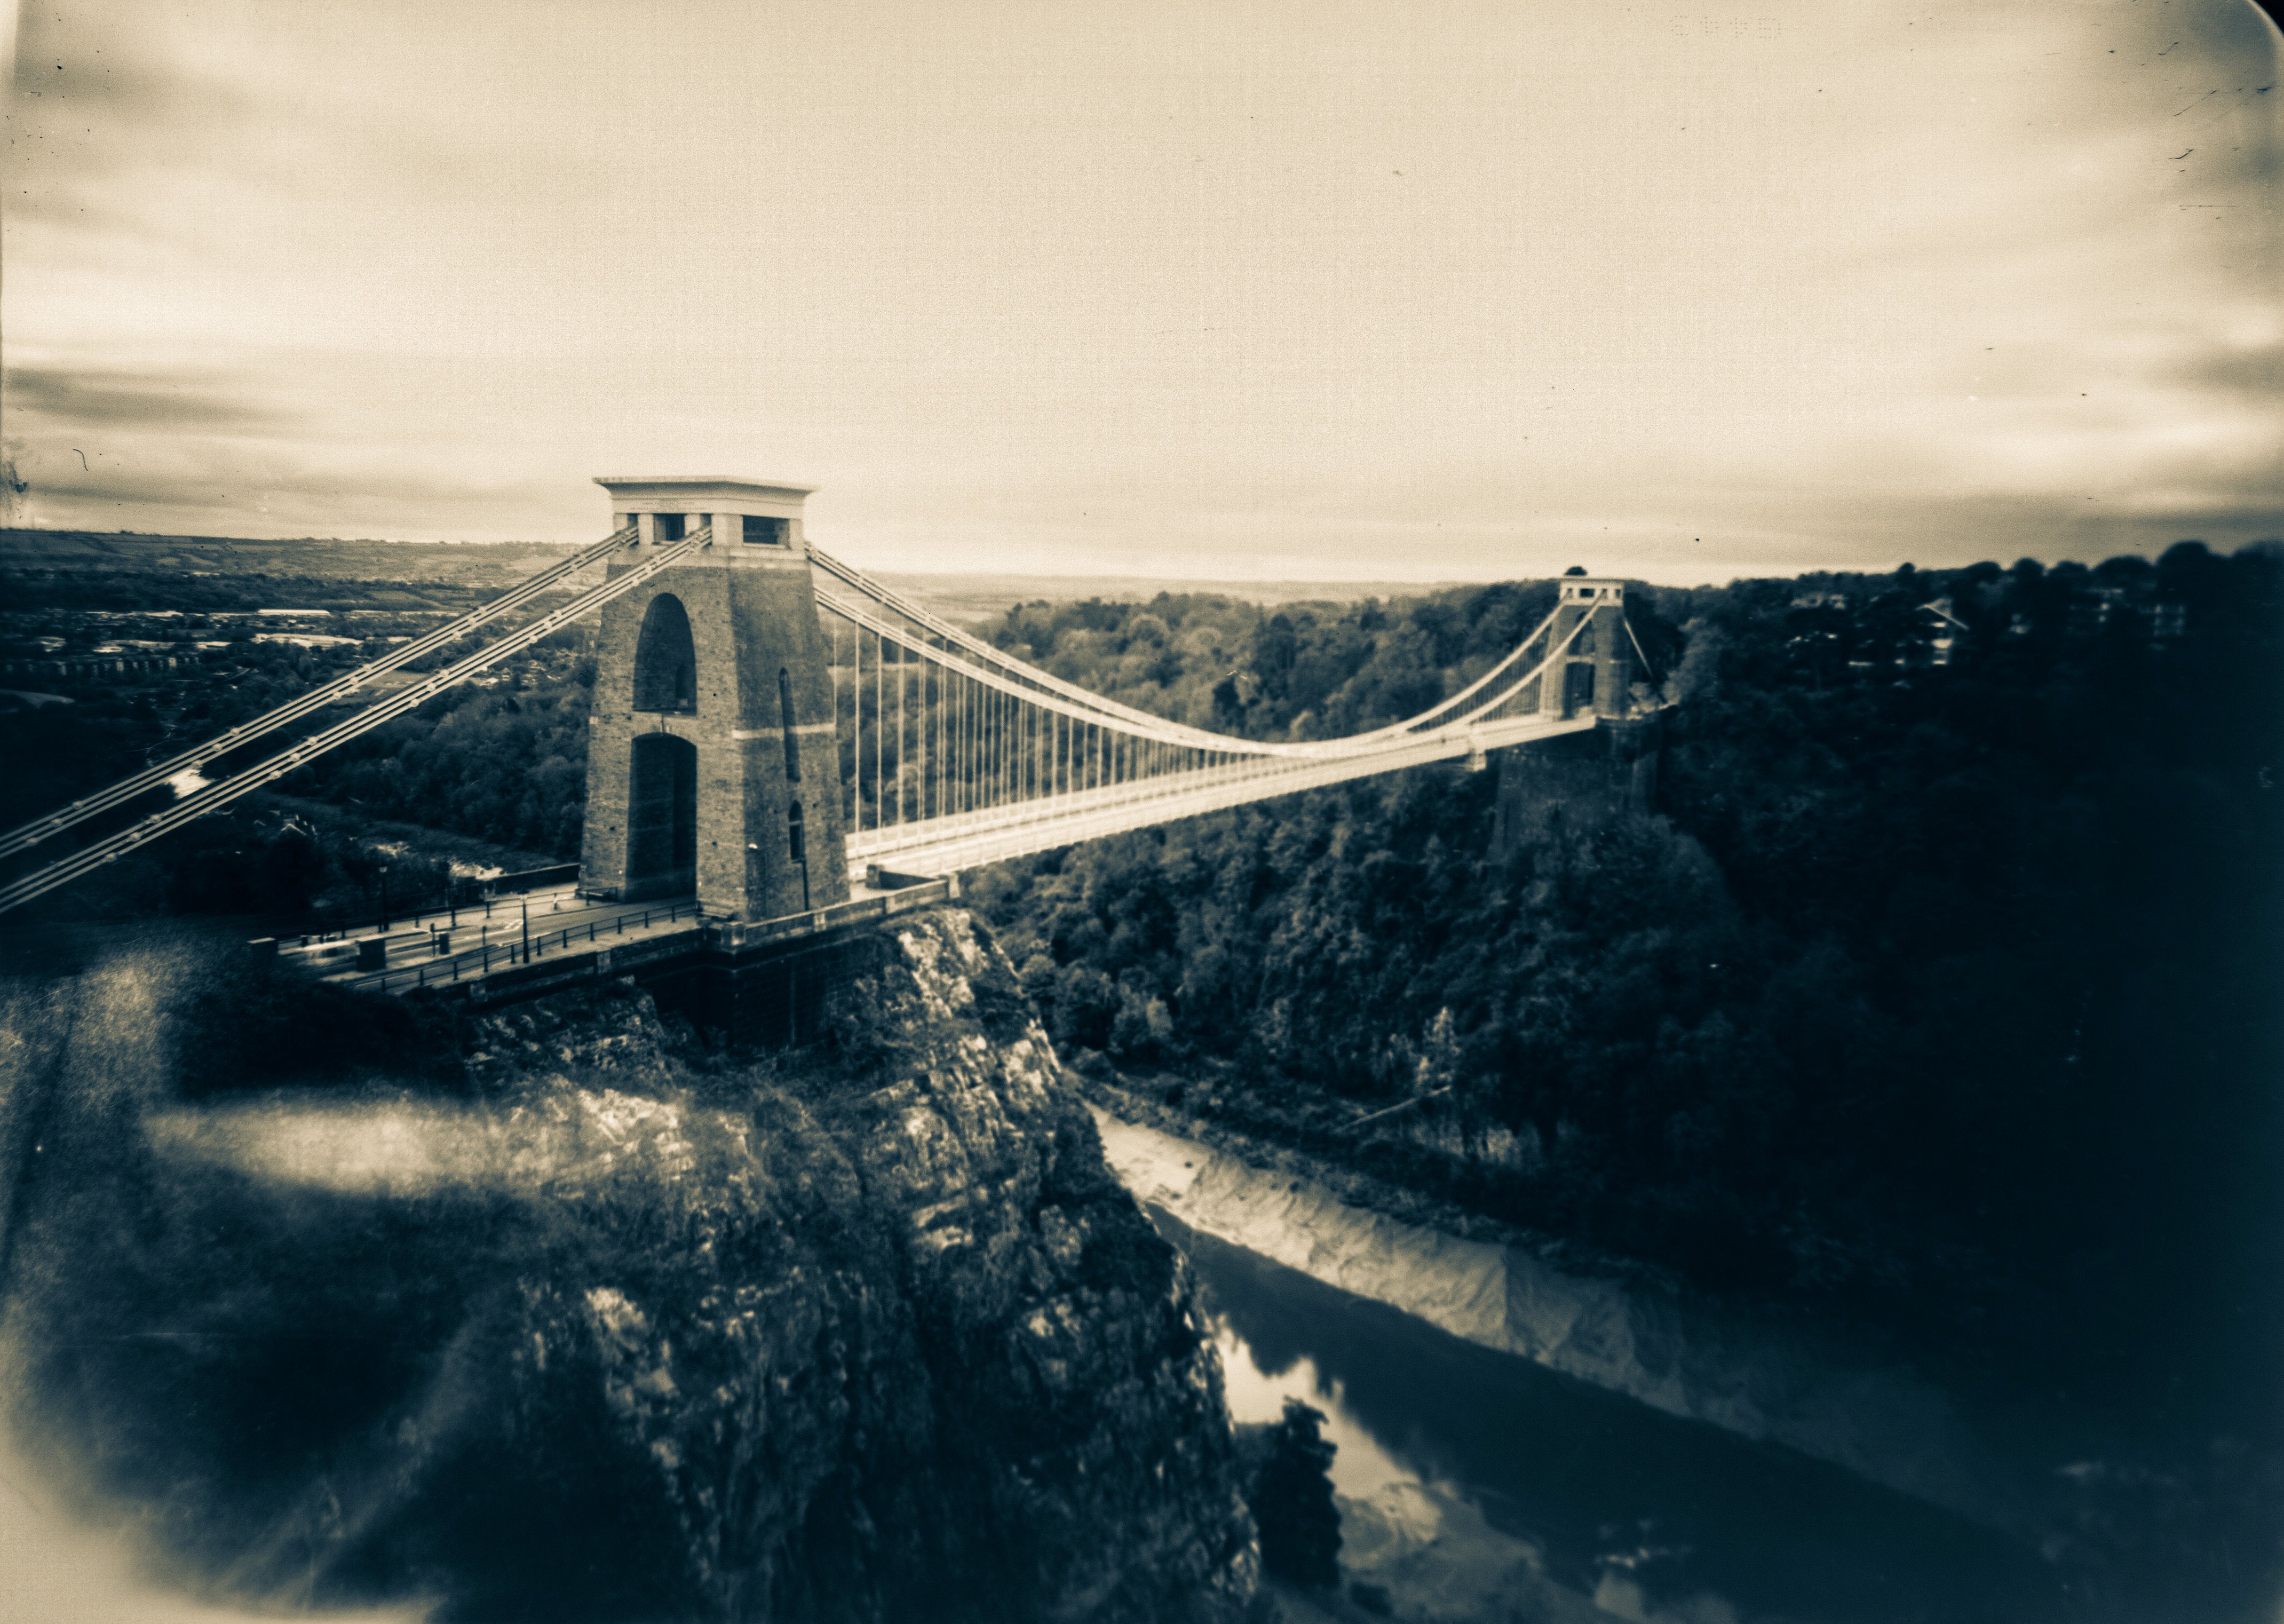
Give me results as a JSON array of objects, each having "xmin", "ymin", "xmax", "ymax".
[{"xmin": 3, "ymin": 518, "xmax": 2275, "ymax": 596}]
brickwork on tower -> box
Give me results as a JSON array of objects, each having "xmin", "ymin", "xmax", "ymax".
[
  {"xmin": 580, "ymin": 477, "xmax": 852, "ymax": 921},
  {"xmin": 1538, "ymin": 577, "xmax": 1636, "ymax": 721}
]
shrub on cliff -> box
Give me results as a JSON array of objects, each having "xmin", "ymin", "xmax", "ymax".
[{"xmin": 1234, "ymin": 1399, "xmax": 1341, "ymax": 1589}]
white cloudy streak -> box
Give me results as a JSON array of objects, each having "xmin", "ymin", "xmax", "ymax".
[{"xmin": 1, "ymin": 0, "xmax": 2275, "ymax": 581}]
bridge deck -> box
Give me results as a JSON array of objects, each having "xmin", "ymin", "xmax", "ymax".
[
  {"xmin": 847, "ymin": 710, "xmax": 1601, "ymax": 876},
  {"xmin": 300, "ymin": 874, "xmax": 961, "ymax": 999},
  {"xmin": 287, "ymin": 885, "xmax": 707, "ymax": 996},
  {"xmin": 276, "ymin": 710, "xmax": 1632, "ymax": 1001}
]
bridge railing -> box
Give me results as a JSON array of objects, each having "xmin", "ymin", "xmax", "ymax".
[
  {"xmin": 265, "ymin": 867, "xmax": 586, "ymax": 946},
  {"xmin": 330, "ymin": 873, "xmax": 967, "ymax": 997},
  {"xmin": 331, "ymin": 896, "xmax": 711, "ymax": 995},
  {"xmin": 486, "ymin": 862, "xmax": 582, "ymax": 896},
  {"xmin": 859, "ymin": 710, "xmax": 1603, "ymax": 877},
  {"xmin": 707, "ymin": 873, "xmax": 958, "ymax": 952}
]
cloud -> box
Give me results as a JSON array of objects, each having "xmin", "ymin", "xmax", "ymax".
[
  {"xmin": 2, "ymin": 438, "xmax": 573, "ymax": 535},
  {"xmin": 3, "ymin": 368, "xmax": 287, "ymax": 435},
  {"xmin": 2, "ymin": 0, "xmax": 2276, "ymax": 580},
  {"xmin": 2175, "ymin": 341, "xmax": 2284, "ymax": 398},
  {"xmin": 7, "ymin": 3, "xmax": 255, "ymax": 190},
  {"xmin": 10, "ymin": 3, "xmax": 203, "ymax": 110}
]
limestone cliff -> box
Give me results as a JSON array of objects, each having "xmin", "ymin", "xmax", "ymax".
[{"xmin": 0, "ymin": 912, "xmax": 1258, "ymax": 1622}]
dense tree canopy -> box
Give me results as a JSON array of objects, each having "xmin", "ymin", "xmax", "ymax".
[
  {"xmin": 290, "ymin": 653, "xmax": 594, "ymax": 859},
  {"xmin": 970, "ymin": 545, "xmax": 2283, "ymax": 1425}
]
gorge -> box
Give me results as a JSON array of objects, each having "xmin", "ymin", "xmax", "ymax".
[{"xmin": 0, "ymin": 913, "xmax": 1259, "ymax": 1622}]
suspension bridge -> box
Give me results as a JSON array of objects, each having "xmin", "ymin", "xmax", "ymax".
[{"xmin": 0, "ymin": 477, "xmax": 1661, "ymax": 1025}]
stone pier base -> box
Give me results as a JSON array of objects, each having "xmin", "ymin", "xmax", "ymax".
[{"xmin": 1489, "ymin": 715, "xmax": 1661, "ymax": 861}]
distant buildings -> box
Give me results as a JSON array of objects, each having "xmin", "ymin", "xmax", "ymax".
[
  {"xmin": 254, "ymin": 631, "xmax": 361, "ymax": 648},
  {"xmin": 2065, "ymin": 588, "xmax": 2122, "ymax": 639},
  {"xmin": 1780, "ymin": 571, "xmax": 2192, "ymax": 683},
  {"xmin": 1918, "ymin": 598, "xmax": 1968, "ymax": 666}
]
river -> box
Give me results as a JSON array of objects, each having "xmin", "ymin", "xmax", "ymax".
[{"xmin": 1153, "ymin": 1206, "xmax": 2073, "ymax": 1624}]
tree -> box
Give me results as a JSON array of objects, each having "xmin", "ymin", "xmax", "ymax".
[{"xmin": 1235, "ymin": 1400, "xmax": 1342, "ymax": 1588}]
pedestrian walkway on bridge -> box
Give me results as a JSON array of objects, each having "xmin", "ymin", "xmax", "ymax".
[
  {"xmin": 269, "ymin": 884, "xmax": 707, "ymax": 996},
  {"xmin": 286, "ymin": 872, "xmax": 960, "ymax": 1000}
]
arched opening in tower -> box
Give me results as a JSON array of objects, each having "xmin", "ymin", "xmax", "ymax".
[
  {"xmin": 626, "ymin": 733, "xmax": 698, "ymax": 896},
  {"xmin": 1561, "ymin": 660, "xmax": 1596, "ymax": 717},
  {"xmin": 632, "ymin": 593, "xmax": 697, "ymax": 713}
]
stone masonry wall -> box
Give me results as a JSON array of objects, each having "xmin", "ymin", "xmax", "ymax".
[{"xmin": 582, "ymin": 551, "xmax": 851, "ymax": 920}]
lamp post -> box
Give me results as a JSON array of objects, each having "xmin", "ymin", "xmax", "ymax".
[{"xmin": 378, "ymin": 862, "xmax": 390, "ymax": 930}]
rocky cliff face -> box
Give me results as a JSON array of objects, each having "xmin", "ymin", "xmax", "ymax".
[{"xmin": 0, "ymin": 912, "xmax": 1258, "ymax": 1622}]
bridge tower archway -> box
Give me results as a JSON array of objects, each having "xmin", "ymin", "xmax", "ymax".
[
  {"xmin": 626, "ymin": 733, "xmax": 699, "ymax": 896},
  {"xmin": 631, "ymin": 593, "xmax": 697, "ymax": 712},
  {"xmin": 579, "ymin": 477, "xmax": 852, "ymax": 921}
]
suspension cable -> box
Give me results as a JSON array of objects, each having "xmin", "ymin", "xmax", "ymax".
[
  {"xmin": 0, "ymin": 525, "xmax": 639, "ymax": 862},
  {"xmin": 0, "ymin": 530, "xmax": 711, "ymax": 919},
  {"xmin": 813, "ymin": 543, "xmax": 1571, "ymax": 756},
  {"xmin": 815, "ymin": 589, "xmax": 1590, "ymax": 763}
]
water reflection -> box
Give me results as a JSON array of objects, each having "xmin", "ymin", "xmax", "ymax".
[
  {"xmin": 1215, "ymin": 1322, "xmax": 1415, "ymax": 1501},
  {"xmin": 1163, "ymin": 1209, "xmax": 2069, "ymax": 1624}
]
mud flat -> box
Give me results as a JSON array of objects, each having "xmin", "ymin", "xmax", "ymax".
[{"xmin": 1090, "ymin": 1106, "xmax": 2021, "ymax": 1534}]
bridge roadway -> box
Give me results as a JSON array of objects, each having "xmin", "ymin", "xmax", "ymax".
[
  {"xmin": 277, "ymin": 708, "xmax": 1613, "ymax": 1000},
  {"xmin": 286, "ymin": 712, "xmax": 1611, "ymax": 999},
  {"xmin": 846, "ymin": 709, "xmax": 1603, "ymax": 877}
]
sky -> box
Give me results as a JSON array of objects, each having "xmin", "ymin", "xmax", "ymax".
[{"xmin": 2, "ymin": 0, "xmax": 2277, "ymax": 585}]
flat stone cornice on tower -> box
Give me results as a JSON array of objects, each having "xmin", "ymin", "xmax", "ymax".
[{"xmin": 594, "ymin": 476, "xmax": 818, "ymax": 510}]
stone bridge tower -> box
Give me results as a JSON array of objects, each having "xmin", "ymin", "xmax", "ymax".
[
  {"xmin": 1492, "ymin": 575, "xmax": 1661, "ymax": 859},
  {"xmin": 580, "ymin": 476, "xmax": 852, "ymax": 920},
  {"xmin": 1538, "ymin": 576, "xmax": 1636, "ymax": 720}
]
